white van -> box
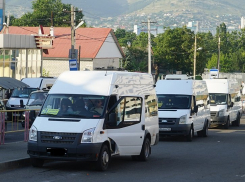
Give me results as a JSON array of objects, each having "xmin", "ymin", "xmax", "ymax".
[
  {"xmin": 156, "ymin": 80, "xmax": 210, "ymax": 141},
  {"xmin": 6, "ymin": 77, "xmax": 56, "ymax": 112},
  {"xmin": 204, "ymin": 79, "xmax": 242, "ymax": 128},
  {"xmin": 27, "ymin": 71, "xmax": 159, "ymax": 171}
]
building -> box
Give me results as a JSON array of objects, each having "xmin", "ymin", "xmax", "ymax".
[
  {"xmin": 241, "ymin": 17, "xmax": 245, "ymax": 29},
  {"xmin": 0, "ymin": 26, "xmax": 124, "ymax": 78},
  {"xmin": 133, "ymin": 25, "xmax": 164, "ymax": 36},
  {"xmin": 0, "ymin": 0, "xmax": 5, "ymax": 32}
]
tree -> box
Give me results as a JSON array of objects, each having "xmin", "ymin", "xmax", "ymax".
[
  {"xmin": 153, "ymin": 27, "xmax": 194, "ymax": 74},
  {"xmin": 12, "ymin": 0, "xmax": 85, "ymax": 27},
  {"xmin": 114, "ymin": 29, "xmax": 136, "ymax": 47}
]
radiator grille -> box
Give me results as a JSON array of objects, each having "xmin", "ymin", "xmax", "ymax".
[{"xmin": 40, "ymin": 132, "xmax": 77, "ymax": 144}]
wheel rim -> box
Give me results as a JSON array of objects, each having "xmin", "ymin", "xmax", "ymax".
[
  {"xmin": 145, "ymin": 141, "xmax": 150, "ymax": 158},
  {"xmin": 102, "ymin": 150, "xmax": 109, "ymax": 166}
]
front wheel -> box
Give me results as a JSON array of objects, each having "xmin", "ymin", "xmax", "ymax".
[
  {"xmin": 186, "ymin": 127, "xmax": 194, "ymax": 142},
  {"xmin": 197, "ymin": 121, "xmax": 208, "ymax": 137},
  {"xmin": 138, "ymin": 138, "xmax": 151, "ymax": 161},
  {"xmin": 96, "ymin": 144, "xmax": 110, "ymax": 171},
  {"xmin": 233, "ymin": 114, "xmax": 240, "ymax": 127},
  {"xmin": 224, "ymin": 117, "xmax": 230, "ymax": 129}
]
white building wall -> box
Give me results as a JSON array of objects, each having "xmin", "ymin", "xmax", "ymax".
[
  {"xmin": 96, "ymin": 33, "xmax": 122, "ymax": 59},
  {"xmin": 241, "ymin": 17, "xmax": 245, "ymax": 29},
  {"xmin": 93, "ymin": 58, "xmax": 119, "ymax": 70}
]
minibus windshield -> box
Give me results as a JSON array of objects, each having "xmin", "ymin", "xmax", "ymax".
[
  {"xmin": 209, "ymin": 93, "xmax": 227, "ymax": 105},
  {"xmin": 26, "ymin": 92, "xmax": 48, "ymax": 106},
  {"xmin": 40, "ymin": 94, "xmax": 108, "ymax": 119},
  {"xmin": 157, "ymin": 94, "xmax": 191, "ymax": 109},
  {"xmin": 11, "ymin": 88, "xmax": 38, "ymax": 98}
]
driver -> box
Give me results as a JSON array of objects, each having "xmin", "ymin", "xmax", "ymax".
[
  {"xmin": 90, "ymin": 99, "xmax": 104, "ymax": 114},
  {"xmin": 31, "ymin": 94, "xmax": 45, "ymax": 105}
]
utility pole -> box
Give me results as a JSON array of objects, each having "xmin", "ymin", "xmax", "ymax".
[
  {"xmin": 217, "ymin": 36, "xmax": 221, "ymax": 72},
  {"xmin": 148, "ymin": 18, "xmax": 151, "ymax": 74},
  {"xmin": 193, "ymin": 34, "xmax": 197, "ymax": 80},
  {"xmin": 142, "ymin": 18, "xmax": 157, "ymax": 74},
  {"xmin": 71, "ymin": 5, "xmax": 76, "ymax": 59}
]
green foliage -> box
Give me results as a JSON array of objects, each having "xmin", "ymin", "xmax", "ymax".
[
  {"xmin": 11, "ymin": 0, "xmax": 85, "ymax": 27},
  {"xmin": 42, "ymin": 68, "xmax": 50, "ymax": 77},
  {"xmin": 115, "ymin": 23, "xmax": 245, "ymax": 74}
]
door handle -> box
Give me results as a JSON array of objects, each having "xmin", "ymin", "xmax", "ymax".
[{"xmin": 142, "ymin": 125, "xmax": 145, "ymax": 130}]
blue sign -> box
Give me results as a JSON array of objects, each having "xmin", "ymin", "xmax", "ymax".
[
  {"xmin": 0, "ymin": 9, "xmax": 3, "ymax": 31},
  {"xmin": 69, "ymin": 59, "xmax": 78, "ymax": 71}
]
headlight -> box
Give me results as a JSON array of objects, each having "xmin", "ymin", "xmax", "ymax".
[
  {"xmin": 81, "ymin": 128, "xmax": 95, "ymax": 143},
  {"xmin": 29, "ymin": 125, "xmax": 37, "ymax": 141},
  {"xmin": 218, "ymin": 110, "xmax": 225, "ymax": 117},
  {"xmin": 179, "ymin": 115, "xmax": 187, "ymax": 124}
]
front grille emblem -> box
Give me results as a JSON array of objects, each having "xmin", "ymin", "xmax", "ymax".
[{"xmin": 53, "ymin": 136, "xmax": 63, "ymax": 140}]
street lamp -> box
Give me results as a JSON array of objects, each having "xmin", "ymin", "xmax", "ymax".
[{"xmin": 193, "ymin": 34, "xmax": 202, "ymax": 80}]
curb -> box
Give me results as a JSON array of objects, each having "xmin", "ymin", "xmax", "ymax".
[{"xmin": 0, "ymin": 158, "xmax": 30, "ymax": 172}]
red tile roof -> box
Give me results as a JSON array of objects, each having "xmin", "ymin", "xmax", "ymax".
[{"xmin": 5, "ymin": 26, "xmax": 118, "ymax": 58}]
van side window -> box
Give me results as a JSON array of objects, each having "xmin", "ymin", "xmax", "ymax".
[
  {"xmin": 107, "ymin": 95, "xmax": 117, "ymax": 111},
  {"xmin": 227, "ymin": 94, "xmax": 231, "ymax": 105},
  {"xmin": 106, "ymin": 97, "xmax": 142, "ymax": 128},
  {"xmin": 191, "ymin": 96, "xmax": 196, "ymax": 115},
  {"xmin": 145, "ymin": 95, "xmax": 158, "ymax": 117}
]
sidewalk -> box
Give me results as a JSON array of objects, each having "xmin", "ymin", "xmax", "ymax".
[{"xmin": 0, "ymin": 141, "xmax": 30, "ymax": 172}]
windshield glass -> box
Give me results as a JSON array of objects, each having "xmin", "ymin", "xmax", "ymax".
[
  {"xmin": 157, "ymin": 94, "xmax": 191, "ymax": 109},
  {"xmin": 40, "ymin": 94, "xmax": 108, "ymax": 119},
  {"xmin": 11, "ymin": 88, "xmax": 38, "ymax": 98},
  {"xmin": 209, "ymin": 93, "xmax": 227, "ymax": 105},
  {"xmin": 26, "ymin": 92, "xmax": 48, "ymax": 106}
]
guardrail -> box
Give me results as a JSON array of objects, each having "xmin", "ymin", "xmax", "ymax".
[{"xmin": 0, "ymin": 109, "xmax": 40, "ymax": 145}]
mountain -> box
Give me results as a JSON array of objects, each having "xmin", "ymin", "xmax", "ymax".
[{"xmin": 5, "ymin": 0, "xmax": 245, "ymax": 19}]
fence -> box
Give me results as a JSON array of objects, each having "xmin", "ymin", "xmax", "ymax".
[{"xmin": 0, "ymin": 109, "xmax": 39, "ymax": 145}]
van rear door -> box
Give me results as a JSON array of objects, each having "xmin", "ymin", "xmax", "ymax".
[{"xmin": 105, "ymin": 96, "xmax": 144, "ymax": 155}]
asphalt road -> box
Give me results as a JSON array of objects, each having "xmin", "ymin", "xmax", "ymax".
[{"xmin": 1, "ymin": 117, "xmax": 245, "ymax": 182}]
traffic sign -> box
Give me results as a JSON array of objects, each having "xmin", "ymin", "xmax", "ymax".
[{"xmin": 69, "ymin": 59, "xmax": 78, "ymax": 71}]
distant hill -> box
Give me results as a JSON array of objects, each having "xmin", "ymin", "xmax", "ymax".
[{"xmin": 6, "ymin": 0, "xmax": 245, "ymax": 18}]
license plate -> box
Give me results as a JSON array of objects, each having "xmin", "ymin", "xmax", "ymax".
[
  {"xmin": 13, "ymin": 113, "xmax": 20, "ymax": 116},
  {"xmin": 159, "ymin": 128, "xmax": 171, "ymax": 131}
]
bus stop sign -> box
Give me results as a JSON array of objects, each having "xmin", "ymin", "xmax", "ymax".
[{"xmin": 69, "ymin": 59, "xmax": 78, "ymax": 71}]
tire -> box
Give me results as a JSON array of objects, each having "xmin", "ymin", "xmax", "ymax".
[
  {"xmin": 233, "ymin": 114, "xmax": 240, "ymax": 127},
  {"xmin": 224, "ymin": 117, "xmax": 230, "ymax": 129},
  {"xmin": 96, "ymin": 144, "xmax": 110, "ymax": 171},
  {"xmin": 138, "ymin": 137, "xmax": 151, "ymax": 161},
  {"xmin": 31, "ymin": 158, "xmax": 44, "ymax": 168},
  {"xmin": 186, "ymin": 127, "xmax": 194, "ymax": 142},
  {"xmin": 197, "ymin": 121, "xmax": 208, "ymax": 137}
]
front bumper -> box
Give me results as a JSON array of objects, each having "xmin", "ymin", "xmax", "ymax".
[
  {"xmin": 159, "ymin": 118, "xmax": 191, "ymax": 136},
  {"xmin": 210, "ymin": 112, "xmax": 228, "ymax": 125},
  {"xmin": 27, "ymin": 131, "xmax": 102, "ymax": 161},
  {"xmin": 28, "ymin": 141, "xmax": 102, "ymax": 161}
]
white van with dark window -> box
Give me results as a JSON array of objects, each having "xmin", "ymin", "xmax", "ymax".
[
  {"xmin": 156, "ymin": 80, "xmax": 210, "ymax": 141},
  {"xmin": 204, "ymin": 79, "xmax": 242, "ymax": 128},
  {"xmin": 28, "ymin": 71, "xmax": 159, "ymax": 171},
  {"xmin": 6, "ymin": 77, "xmax": 56, "ymax": 118}
]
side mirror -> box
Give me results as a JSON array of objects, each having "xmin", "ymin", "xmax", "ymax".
[
  {"xmin": 193, "ymin": 106, "xmax": 198, "ymax": 113},
  {"xmin": 107, "ymin": 113, "xmax": 117, "ymax": 127},
  {"xmin": 20, "ymin": 100, "xmax": 24, "ymax": 108},
  {"xmin": 229, "ymin": 102, "xmax": 234, "ymax": 107}
]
